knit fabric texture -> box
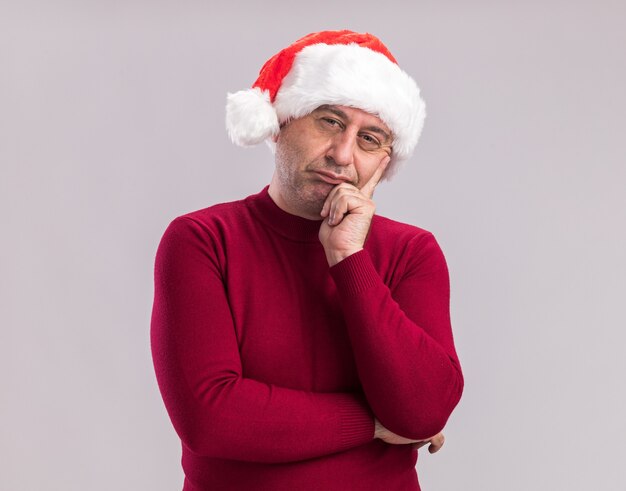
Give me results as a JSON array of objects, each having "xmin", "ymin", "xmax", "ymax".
[{"xmin": 150, "ymin": 186, "xmax": 464, "ymax": 491}]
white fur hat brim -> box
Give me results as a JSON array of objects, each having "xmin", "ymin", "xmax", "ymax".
[{"xmin": 226, "ymin": 42, "xmax": 426, "ymax": 179}]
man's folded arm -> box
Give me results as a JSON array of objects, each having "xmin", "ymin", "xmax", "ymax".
[
  {"xmin": 150, "ymin": 217, "xmax": 375, "ymax": 464},
  {"xmin": 329, "ymin": 232, "xmax": 464, "ymax": 441}
]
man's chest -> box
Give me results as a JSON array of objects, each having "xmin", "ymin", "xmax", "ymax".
[{"xmin": 221, "ymin": 238, "xmax": 361, "ymax": 392}]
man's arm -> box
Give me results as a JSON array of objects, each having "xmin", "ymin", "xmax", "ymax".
[
  {"xmin": 150, "ymin": 217, "xmax": 375, "ymax": 464},
  {"xmin": 328, "ymin": 234, "xmax": 464, "ymax": 441},
  {"xmin": 318, "ymin": 163, "xmax": 464, "ymax": 441}
]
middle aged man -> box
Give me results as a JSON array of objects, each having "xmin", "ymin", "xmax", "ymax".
[{"xmin": 151, "ymin": 30, "xmax": 464, "ymax": 491}]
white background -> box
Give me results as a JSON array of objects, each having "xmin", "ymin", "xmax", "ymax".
[{"xmin": 2, "ymin": 1, "xmax": 625, "ymax": 489}]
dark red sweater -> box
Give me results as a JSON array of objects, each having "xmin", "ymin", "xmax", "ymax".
[{"xmin": 150, "ymin": 186, "xmax": 463, "ymax": 490}]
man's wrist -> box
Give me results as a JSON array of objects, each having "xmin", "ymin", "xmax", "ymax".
[{"xmin": 327, "ymin": 248, "xmax": 363, "ymax": 267}]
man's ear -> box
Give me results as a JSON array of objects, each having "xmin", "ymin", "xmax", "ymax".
[
  {"xmin": 272, "ymin": 121, "xmax": 288, "ymax": 143},
  {"xmin": 271, "ymin": 120, "xmax": 289, "ymax": 143}
]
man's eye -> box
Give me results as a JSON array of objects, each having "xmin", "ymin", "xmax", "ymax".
[
  {"xmin": 322, "ymin": 117, "xmax": 341, "ymax": 127},
  {"xmin": 360, "ymin": 134, "xmax": 380, "ymax": 145}
]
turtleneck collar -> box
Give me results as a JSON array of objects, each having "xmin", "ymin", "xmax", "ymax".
[{"xmin": 245, "ymin": 185, "xmax": 323, "ymax": 243}]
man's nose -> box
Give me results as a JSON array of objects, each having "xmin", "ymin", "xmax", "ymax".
[{"xmin": 326, "ymin": 129, "xmax": 357, "ymax": 167}]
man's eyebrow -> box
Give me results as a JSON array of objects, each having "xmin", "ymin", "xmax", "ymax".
[
  {"xmin": 316, "ymin": 104, "xmax": 348, "ymax": 120},
  {"xmin": 362, "ymin": 125, "xmax": 391, "ymax": 144},
  {"xmin": 315, "ymin": 105, "xmax": 392, "ymax": 143}
]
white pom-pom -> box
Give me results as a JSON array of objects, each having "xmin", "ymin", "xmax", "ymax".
[{"xmin": 226, "ymin": 87, "xmax": 279, "ymax": 146}]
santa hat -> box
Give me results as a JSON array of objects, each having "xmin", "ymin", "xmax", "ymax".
[{"xmin": 225, "ymin": 30, "xmax": 426, "ymax": 179}]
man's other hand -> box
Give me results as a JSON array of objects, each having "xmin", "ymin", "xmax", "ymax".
[{"xmin": 374, "ymin": 418, "xmax": 445, "ymax": 454}]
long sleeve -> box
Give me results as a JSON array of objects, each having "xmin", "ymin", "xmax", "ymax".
[
  {"xmin": 150, "ymin": 217, "xmax": 375, "ymax": 464},
  {"xmin": 329, "ymin": 232, "xmax": 464, "ymax": 440}
]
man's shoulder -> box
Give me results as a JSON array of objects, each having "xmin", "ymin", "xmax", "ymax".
[
  {"xmin": 170, "ymin": 190, "xmax": 259, "ymax": 229},
  {"xmin": 368, "ymin": 214, "xmax": 447, "ymax": 270},
  {"xmin": 371, "ymin": 214, "xmax": 434, "ymax": 242},
  {"xmin": 159, "ymin": 192, "xmax": 257, "ymax": 245},
  {"xmin": 179, "ymin": 196, "xmax": 247, "ymax": 223}
]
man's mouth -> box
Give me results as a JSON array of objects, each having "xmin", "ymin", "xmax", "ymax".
[{"xmin": 313, "ymin": 170, "xmax": 353, "ymax": 185}]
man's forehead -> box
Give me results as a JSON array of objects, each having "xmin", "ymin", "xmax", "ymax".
[{"xmin": 313, "ymin": 105, "xmax": 392, "ymax": 141}]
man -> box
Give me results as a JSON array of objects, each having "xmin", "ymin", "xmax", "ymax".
[{"xmin": 151, "ymin": 30, "xmax": 464, "ymax": 491}]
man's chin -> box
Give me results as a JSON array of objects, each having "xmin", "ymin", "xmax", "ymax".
[{"xmin": 299, "ymin": 186, "xmax": 331, "ymax": 217}]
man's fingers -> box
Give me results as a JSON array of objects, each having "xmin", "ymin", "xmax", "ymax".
[
  {"xmin": 321, "ymin": 184, "xmax": 365, "ymax": 223},
  {"xmin": 321, "ymin": 156, "xmax": 389, "ymax": 219},
  {"xmin": 329, "ymin": 197, "xmax": 346, "ymax": 225},
  {"xmin": 328, "ymin": 193, "xmax": 362, "ymax": 225},
  {"xmin": 429, "ymin": 443, "xmax": 441, "ymax": 453},
  {"xmin": 410, "ymin": 432, "xmax": 445, "ymax": 454},
  {"xmin": 428, "ymin": 433, "xmax": 445, "ymax": 453},
  {"xmin": 320, "ymin": 183, "xmax": 359, "ymax": 218},
  {"xmin": 360, "ymin": 155, "xmax": 390, "ymax": 199}
]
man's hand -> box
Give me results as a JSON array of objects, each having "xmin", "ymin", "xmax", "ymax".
[
  {"xmin": 410, "ymin": 432, "xmax": 445, "ymax": 453},
  {"xmin": 319, "ymin": 156, "xmax": 390, "ymax": 266},
  {"xmin": 374, "ymin": 418, "xmax": 445, "ymax": 454}
]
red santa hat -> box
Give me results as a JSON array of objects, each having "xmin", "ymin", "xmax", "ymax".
[{"xmin": 225, "ymin": 30, "xmax": 426, "ymax": 179}]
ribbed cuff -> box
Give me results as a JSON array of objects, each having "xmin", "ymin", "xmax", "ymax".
[
  {"xmin": 329, "ymin": 249, "xmax": 380, "ymax": 296},
  {"xmin": 337, "ymin": 395, "xmax": 376, "ymax": 450}
]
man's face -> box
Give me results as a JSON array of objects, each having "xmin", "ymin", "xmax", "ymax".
[{"xmin": 270, "ymin": 105, "xmax": 393, "ymax": 220}]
